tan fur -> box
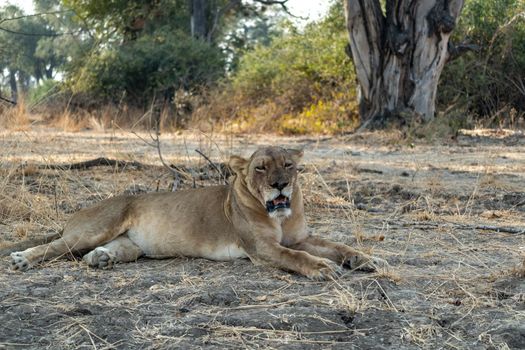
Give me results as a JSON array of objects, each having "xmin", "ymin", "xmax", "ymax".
[{"xmin": 8, "ymin": 147, "xmax": 387, "ymax": 280}]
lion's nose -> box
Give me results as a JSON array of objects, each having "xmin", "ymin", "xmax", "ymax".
[{"xmin": 271, "ymin": 181, "xmax": 289, "ymax": 191}]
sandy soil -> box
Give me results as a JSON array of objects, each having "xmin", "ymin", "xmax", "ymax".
[{"xmin": 0, "ymin": 127, "xmax": 524, "ymax": 349}]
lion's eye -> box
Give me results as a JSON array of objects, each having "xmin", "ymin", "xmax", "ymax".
[
  {"xmin": 284, "ymin": 162, "xmax": 294, "ymax": 169},
  {"xmin": 255, "ymin": 166, "xmax": 266, "ymax": 172}
]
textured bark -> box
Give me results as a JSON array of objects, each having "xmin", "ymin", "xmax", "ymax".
[
  {"xmin": 344, "ymin": 0, "xmax": 464, "ymax": 128},
  {"xmin": 191, "ymin": 0, "xmax": 208, "ymax": 39}
]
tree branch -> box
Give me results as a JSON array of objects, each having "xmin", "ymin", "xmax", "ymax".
[
  {"xmin": 195, "ymin": 149, "xmax": 229, "ymax": 185},
  {"xmin": 0, "ymin": 95, "xmax": 16, "ymax": 105},
  {"xmin": 447, "ymin": 41, "xmax": 480, "ymax": 62},
  {"xmin": 0, "ymin": 26, "xmax": 80, "ymax": 37},
  {"xmin": 253, "ymin": 0, "xmax": 305, "ymax": 19},
  {"xmin": 0, "ymin": 10, "xmax": 71, "ymax": 24},
  {"xmin": 150, "ymin": 101, "xmax": 184, "ymax": 190},
  {"xmin": 34, "ymin": 157, "xmax": 146, "ymax": 171},
  {"xmin": 399, "ymin": 220, "xmax": 525, "ymax": 235},
  {"xmin": 0, "ymin": 9, "xmax": 79, "ymax": 36}
]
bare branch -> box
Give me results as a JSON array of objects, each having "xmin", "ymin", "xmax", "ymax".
[
  {"xmin": 33, "ymin": 157, "xmax": 145, "ymax": 171},
  {"xmin": 0, "ymin": 10, "xmax": 72, "ymax": 25},
  {"xmin": 253, "ymin": 0, "xmax": 306, "ymax": 19},
  {"xmin": 447, "ymin": 41, "xmax": 480, "ymax": 62},
  {"xmin": 150, "ymin": 103, "xmax": 183, "ymax": 190},
  {"xmin": 253, "ymin": 0, "xmax": 288, "ymax": 4},
  {"xmin": 207, "ymin": 0, "xmax": 305, "ymax": 41},
  {"xmin": 195, "ymin": 149, "xmax": 229, "ymax": 185},
  {"xmin": 0, "ymin": 10, "xmax": 80, "ymax": 36},
  {"xmin": 0, "ymin": 26, "xmax": 80, "ymax": 37},
  {"xmin": 399, "ymin": 220, "xmax": 525, "ymax": 235}
]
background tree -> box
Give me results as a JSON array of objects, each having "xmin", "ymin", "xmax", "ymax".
[
  {"xmin": 0, "ymin": 1, "xmax": 79, "ymax": 104},
  {"xmin": 344, "ymin": 0, "xmax": 466, "ymax": 129},
  {"xmin": 0, "ymin": 4, "xmax": 43, "ymax": 102},
  {"xmin": 61, "ymin": 0, "xmax": 289, "ymax": 108}
]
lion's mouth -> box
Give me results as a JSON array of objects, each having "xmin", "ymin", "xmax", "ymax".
[{"xmin": 266, "ymin": 195, "xmax": 290, "ymax": 212}]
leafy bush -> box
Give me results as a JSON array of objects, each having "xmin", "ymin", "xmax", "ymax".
[
  {"xmin": 27, "ymin": 79, "xmax": 61, "ymax": 106},
  {"xmin": 439, "ymin": 0, "xmax": 525, "ymax": 127},
  {"xmin": 199, "ymin": 1, "xmax": 359, "ymax": 134},
  {"xmin": 69, "ymin": 29, "xmax": 225, "ymax": 106},
  {"xmin": 279, "ymin": 95, "xmax": 359, "ymax": 134}
]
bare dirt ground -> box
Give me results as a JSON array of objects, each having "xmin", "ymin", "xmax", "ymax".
[{"xmin": 0, "ymin": 126, "xmax": 524, "ymax": 349}]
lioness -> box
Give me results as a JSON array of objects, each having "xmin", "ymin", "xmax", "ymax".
[{"xmin": 6, "ymin": 147, "xmax": 386, "ymax": 279}]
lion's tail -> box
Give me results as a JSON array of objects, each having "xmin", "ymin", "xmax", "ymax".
[{"xmin": 0, "ymin": 232, "xmax": 61, "ymax": 256}]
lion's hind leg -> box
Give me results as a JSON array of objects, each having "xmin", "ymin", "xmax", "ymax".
[
  {"xmin": 11, "ymin": 220, "xmax": 132, "ymax": 271},
  {"xmin": 10, "ymin": 234, "xmax": 98, "ymax": 271},
  {"xmin": 83, "ymin": 235, "xmax": 143, "ymax": 269}
]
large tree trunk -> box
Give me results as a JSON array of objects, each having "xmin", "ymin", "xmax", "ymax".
[{"xmin": 344, "ymin": 0, "xmax": 464, "ymax": 129}]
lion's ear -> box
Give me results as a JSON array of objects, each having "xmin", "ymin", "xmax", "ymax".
[
  {"xmin": 287, "ymin": 149, "xmax": 304, "ymax": 164},
  {"xmin": 229, "ymin": 155, "xmax": 249, "ymax": 175}
]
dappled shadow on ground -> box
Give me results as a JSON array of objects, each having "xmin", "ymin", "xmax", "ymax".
[{"xmin": 1, "ymin": 129, "xmax": 524, "ymax": 349}]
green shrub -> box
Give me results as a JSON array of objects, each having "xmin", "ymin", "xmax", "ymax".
[
  {"xmin": 205, "ymin": 0, "xmax": 359, "ymax": 134},
  {"xmin": 27, "ymin": 79, "xmax": 62, "ymax": 106},
  {"xmin": 69, "ymin": 29, "xmax": 225, "ymax": 106},
  {"xmin": 439, "ymin": 0, "xmax": 525, "ymax": 127}
]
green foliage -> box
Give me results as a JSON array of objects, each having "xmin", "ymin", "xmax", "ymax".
[
  {"xmin": 64, "ymin": 0, "xmax": 192, "ymax": 40},
  {"xmin": 439, "ymin": 0, "xmax": 525, "ymax": 126},
  {"xmin": 215, "ymin": 0, "xmax": 358, "ymax": 134},
  {"xmin": 279, "ymin": 96, "xmax": 359, "ymax": 134},
  {"xmin": 0, "ymin": 0, "xmax": 83, "ymax": 102},
  {"xmin": 70, "ymin": 29, "xmax": 225, "ymax": 104},
  {"xmin": 61, "ymin": 0, "xmax": 268, "ymax": 107},
  {"xmin": 28, "ymin": 79, "xmax": 61, "ymax": 105},
  {"xmin": 0, "ymin": 5, "xmax": 45, "ymax": 85}
]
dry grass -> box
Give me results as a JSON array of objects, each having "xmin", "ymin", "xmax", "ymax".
[
  {"xmin": 0, "ymin": 100, "xmax": 30, "ymax": 130},
  {"xmin": 39, "ymin": 97, "xmax": 212, "ymax": 134},
  {"xmin": 0, "ymin": 126, "xmax": 524, "ymax": 348}
]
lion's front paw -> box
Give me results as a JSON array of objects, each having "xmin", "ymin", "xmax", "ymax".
[
  {"xmin": 344, "ymin": 254, "xmax": 389, "ymax": 272},
  {"xmin": 10, "ymin": 252, "xmax": 31, "ymax": 271},
  {"xmin": 83, "ymin": 247, "xmax": 116, "ymax": 269},
  {"xmin": 305, "ymin": 259, "xmax": 343, "ymax": 281}
]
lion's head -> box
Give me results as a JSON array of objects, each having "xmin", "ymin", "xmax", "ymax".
[{"xmin": 229, "ymin": 147, "xmax": 303, "ymax": 218}]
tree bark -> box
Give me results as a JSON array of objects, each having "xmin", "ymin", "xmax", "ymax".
[
  {"xmin": 344, "ymin": 0, "xmax": 464, "ymax": 129},
  {"xmin": 9, "ymin": 69, "xmax": 17, "ymax": 103},
  {"xmin": 191, "ymin": 0, "xmax": 208, "ymax": 39}
]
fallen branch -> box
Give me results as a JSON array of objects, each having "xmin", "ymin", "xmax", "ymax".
[
  {"xmin": 357, "ymin": 168, "xmax": 383, "ymax": 174},
  {"xmin": 399, "ymin": 220, "xmax": 525, "ymax": 235},
  {"xmin": 36, "ymin": 157, "xmax": 146, "ymax": 170}
]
